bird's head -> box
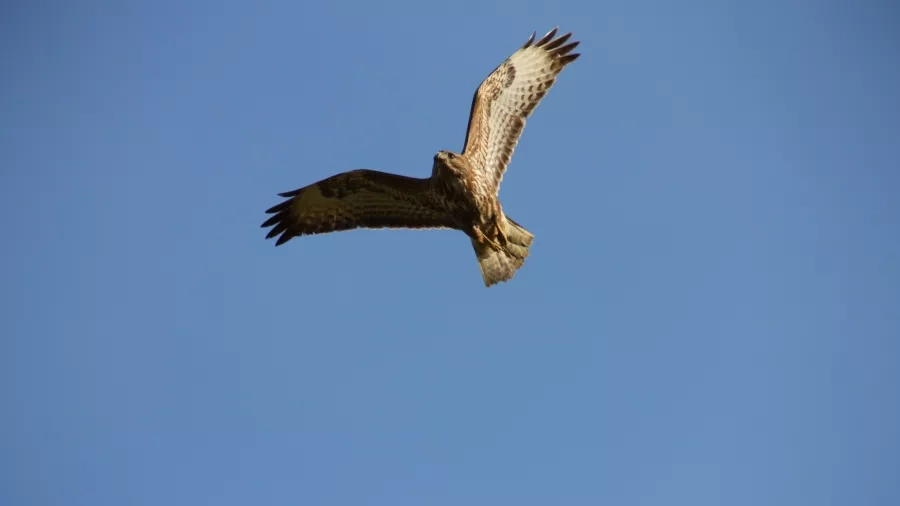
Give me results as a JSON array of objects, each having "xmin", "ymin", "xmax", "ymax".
[{"xmin": 434, "ymin": 150, "xmax": 468, "ymax": 173}]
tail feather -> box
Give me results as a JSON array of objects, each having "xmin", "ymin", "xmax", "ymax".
[{"xmin": 472, "ymin": 216, "xmax": 535, "ymax": 287}]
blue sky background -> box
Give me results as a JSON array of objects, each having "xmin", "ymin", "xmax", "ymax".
[{"xmin": 2, "ymin": 1, "xmax": 899, "ymax": 505}]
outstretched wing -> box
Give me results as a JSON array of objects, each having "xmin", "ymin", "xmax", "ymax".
[
  {"xmin": 261, "ymin": 169, "xmax": 458, "ymax": 246},
  {"xmin": 461, "ymin": 28, "xmax": 580, "ymax": 197}
]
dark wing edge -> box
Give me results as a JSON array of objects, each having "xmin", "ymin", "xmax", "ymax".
[{"xmin": 261, "ymin": 169, "xmax": 457, "ymax": 246}]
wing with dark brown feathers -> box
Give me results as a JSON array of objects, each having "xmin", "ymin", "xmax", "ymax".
[
  {"xmin": 461, "ymin": 28, "xmax": 580, "ymax": 197},
  {"xmin": 261, "ymin": 169, "xmax": 458, "ymax": 246}
]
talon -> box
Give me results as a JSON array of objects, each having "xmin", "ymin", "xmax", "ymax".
[
  {"xmin": 474, "ymin": 224, "xmax": 505, "ymax": 252},
  {"xmin": 496, "ymin": 225, "xmax": 508, "ymax": 246},
  {"xmin": 492, "ymin": 218, "xmax": 508, "ymax": 247}
]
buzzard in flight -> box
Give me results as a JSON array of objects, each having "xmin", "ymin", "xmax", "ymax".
[{"xmin": 262, "ymin": 28, "xmax": 580, "ymax": 286}]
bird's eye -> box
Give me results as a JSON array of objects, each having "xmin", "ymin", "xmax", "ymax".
[{"xmin": 447, "ymin": 152, "xmax": 456, "ymax": 159}]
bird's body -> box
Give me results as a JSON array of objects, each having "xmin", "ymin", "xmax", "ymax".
[
  {"xmin": 262, "ymin": 28, "xmax": 580, "ymax": 286},
  {"xmin": 431, "ymin": 150, "xmax": 504, "ymax": 247}
]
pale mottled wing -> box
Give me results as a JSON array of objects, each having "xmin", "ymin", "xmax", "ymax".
[
  {"xmin": 461, "ymin": 28, "xmax": 580, "ymax": 196},
  {"xmin": 261, "ymin": 169, "xmax": 458, "ymax": 246}
]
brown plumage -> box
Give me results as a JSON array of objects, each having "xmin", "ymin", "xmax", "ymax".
[{"xmin": 261, "ymin": 28, "xmax": 580, "ymax": 287}]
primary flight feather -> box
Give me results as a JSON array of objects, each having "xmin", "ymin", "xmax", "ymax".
[{"xmin": 261, "ymin": 28, "xmax": 580, "ymax": 287}]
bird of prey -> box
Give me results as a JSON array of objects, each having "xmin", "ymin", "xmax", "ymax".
[{"xmin": 261, "ymin": 28, "xmax": 580, "ymax": 287}]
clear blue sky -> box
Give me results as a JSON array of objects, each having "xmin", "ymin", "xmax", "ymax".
[{"xmin": 2, "ymin": 1, "xmax": 898, "ymax": 505}]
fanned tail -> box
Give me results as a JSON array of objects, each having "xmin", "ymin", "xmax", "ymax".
[{"xmin": 472, "ymin": 216, "xmax": 534, "ymax": 287}]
